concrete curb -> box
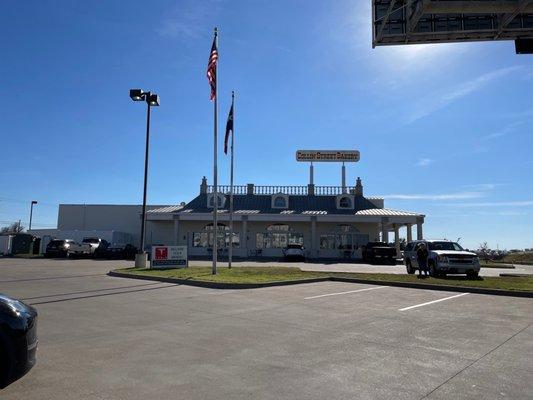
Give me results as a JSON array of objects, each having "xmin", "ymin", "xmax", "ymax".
[{"xmin": 108, "ymin": 270, "xmax": 533, "ymax": 298}]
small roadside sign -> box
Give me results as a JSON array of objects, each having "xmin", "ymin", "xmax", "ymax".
[{"xmin": 150, "ymin": 246, "xmax": 188, "ymax": 269}]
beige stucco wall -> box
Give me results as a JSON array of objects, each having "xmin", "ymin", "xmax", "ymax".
[{"xmin": 165, "ymin": 219, "xmax": 382, "ymax": 259}]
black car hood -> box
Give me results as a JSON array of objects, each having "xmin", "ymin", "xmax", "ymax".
[{"xmin": 0, "ymin": 294, "xmax": 36, "ymax": 319}]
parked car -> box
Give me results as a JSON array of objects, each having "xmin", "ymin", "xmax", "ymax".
[
  {"xmin": 94, "ymin": 243, "xmax": 137, "ymax": 260},
  {"xmin": 67, "ymin": 241, "xmax": 93, "ymax": 258},
  {"xmin": 80, "ymin": 237, "xmax": 106, "ymax": 254},
  {"xmin": 283, "ymin": 244, "xmax": 306, "ymax": 261},
  {"xmin": 403, "ymin": 239, "xmax": 481, "ymax": 278},
  {"xmin": 45, "ymin": 239, "xmax": 76, "ymax": 258},
  {"xmin": 361, "ymin": 242, "xmax": 397, "ymax": 264},
  {"xmin": 0, "ymin": 294, "xmax": 38, "ymax": 389}
]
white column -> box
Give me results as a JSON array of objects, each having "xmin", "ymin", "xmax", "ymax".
[
  {"xmin": 406, "ymin": 223, "xmax": 413, "ymax": 243},
  {"xmin": 393, "ymin": 223, "xmax": 400, "ymax": 258},
  {"xmin": 381, "ymin": 218, "xmax": 389, "ymax": 243},
  {"xmin": 242, "ymin": 217, "xmax": 248, "ymax": 258},
  {"xmin": 173, "ymin": 219, "xmax": 180, "ymax": 246},
  {"xmin": 417, "ymin": 217, "xmax": 424, "ymax": 240},
  {"xmin": 341, "ymin": 163, "xmax": 346, "ymax": 193},
  {"xmin": 310, "ymin": 217, "xmax": 317, "ymax": 258}
]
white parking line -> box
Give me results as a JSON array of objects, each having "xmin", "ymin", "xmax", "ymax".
[
  {"xmin": 305, "ymin": 286, "xmax": 386, "ymax": 300},
  {"xmin": 399, "ymin": 292, "xmax": 469, "ymax": 311}
]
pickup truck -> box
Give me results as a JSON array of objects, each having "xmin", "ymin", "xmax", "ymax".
[
  {"xmin": 403, "ymin": 240, "xmax": 481, "ymax": 278},
  {"xmin": 68, "ymin": 237, "xmax": 106, "ymax": 258},
  {"xmin": 361, "ymin": 242, "xmax": 397, "ymax": 264},
  {"xmin": 67, "ymin": 241, "xmax": 93, "ymax": 257}
]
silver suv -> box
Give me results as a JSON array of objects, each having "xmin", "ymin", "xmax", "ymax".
[{"xmin": 403, "ymin": 239, "xmax": 480, "ymax": 278}]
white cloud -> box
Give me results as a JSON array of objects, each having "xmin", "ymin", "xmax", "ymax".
[
  {"xmin": 155, "ymin": 1, "xmax": 220, "ymax": 40},
  {"xmin": 481, "ymin": 121, "xmax": 524, "ymax": 141},
  {"xmin": 416, "ymin": 158, "xmax": 433, "ymax": 167},
  {"xmin": 448, "ymin": 201, "xmax": 533, "ymax": 207},
  {"xmin": 381, "ymin": 192, "xmax": 485, "ymax": 201},
  {"xmin": 406, "ymin": 66, "xmax": 521, "ymax": 124},
  {"xmin": 462, "ymin": 183, "xmax": 500, "ymax": 191}
]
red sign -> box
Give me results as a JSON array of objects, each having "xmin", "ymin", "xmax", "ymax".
[{"xmin": 154, "ymin": 247, "xmax": 168, "ymax": 260}]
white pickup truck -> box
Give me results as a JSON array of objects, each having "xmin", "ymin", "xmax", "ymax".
[
  {"xmin": 403, "ymin": 239, "xmax": 481, "ymax": 278},
  {"xmin": 68, "ymin": 237, "xmax": 105, "ymax": 258}
]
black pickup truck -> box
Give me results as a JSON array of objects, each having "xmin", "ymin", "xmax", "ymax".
[{"xmin": 361, "ymin": 242, "xmax": 397, "ymax": 264}]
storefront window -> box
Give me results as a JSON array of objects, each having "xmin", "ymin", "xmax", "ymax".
[
  {"xmin": 192, "ymin": 223, "xmax": 239, "ymax": 248},
  {"xmin": 319, "ymin": 234, "xmax": 336, "ymax": 250},
  {"xmin": 320, "ymin": 225, "xmax": 368, "ymax": 250},
  {"xmin": 256, "ymin": 225, "xmax": 303, "ymax": 249}
]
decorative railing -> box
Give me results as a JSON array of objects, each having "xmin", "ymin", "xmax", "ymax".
[
  {"xmin": 315, "ymin": 186, "xmax": 355, "ymax": 195},
  {"xmin": 207, "ymin": 185, "xmax": 357, "ymax": 196},
  {"xmin": 212, "ymin": 185, "xmax": 248, "ymax": 194},
  {"xmin": 254, "ymin": 185, "xmax": 309, "ymax": 195}
]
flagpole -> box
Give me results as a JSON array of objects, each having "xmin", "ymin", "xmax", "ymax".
[
  {"xmin": 228, "ymin": 91, "xmax": 235, "ymax": 269},
  {"xmin": 212, "ymin": 27, "xmax": 218, "ymax": 275}
]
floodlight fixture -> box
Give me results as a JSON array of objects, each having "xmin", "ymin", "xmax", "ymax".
[
  {"xmin": 130, "ymin": 89, "xmax": 144, "ymax": 101},
  {"xmin": 148, "ymin": 94, "xmax": 160, "ymax": 107}
]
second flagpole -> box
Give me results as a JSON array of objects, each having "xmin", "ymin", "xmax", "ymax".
[{"xmin": 228, "ymin": 91, "xmax": 235, "ymax": 269}]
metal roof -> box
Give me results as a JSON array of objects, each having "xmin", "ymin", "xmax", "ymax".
[
  {"xmin": 355, "ymin": 208, "xmax": 421, "ymax": 217},
  {"xmin": 171, "ymin": 193, "xmax": 422, "ymax": 216},
  {"xmin": 147, "ymin": 205, "xmax": 184, "ymax": 214},
  {"xmin": 176, "ymin": 193, "xmax": 377, "ymax": 215}
]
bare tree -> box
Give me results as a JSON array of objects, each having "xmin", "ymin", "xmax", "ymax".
[
  {"xmin": 478, "ymin": 242, "xmax": 491, "ymax": 264},
  {"xmin": 0, "ymin": 222, "xmax": 25, "ymax": 234}
]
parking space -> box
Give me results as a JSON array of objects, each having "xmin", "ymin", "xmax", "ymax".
[{"xmin": 1, "ymin": 259, "xmax": 531, "ymax": 399}]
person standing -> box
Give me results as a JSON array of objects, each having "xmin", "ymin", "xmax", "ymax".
[{"xmin": 416, "ymin": 242, "xmax": 429, "ymax": 277}]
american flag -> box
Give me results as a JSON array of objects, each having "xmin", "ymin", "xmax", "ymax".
[{"xmin": 207, "ymin": 35, "xmax": 218, "ymax": 100}]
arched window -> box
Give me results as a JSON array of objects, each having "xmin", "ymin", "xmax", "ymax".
[
  {"xmin": 267, "ymin": 224, "xmax": 290, "ymax": 231},
  {"xmin": 338, "ymin": 224, "xmax": 358, "ymax": 233},
  {"xmin": 271, "ymin": 194, "xmax": 289, "ymax": 209},
  {"xmin": 274, "ymin": 196, "xmax": 287, "ymax": 208},
  {"xmin": 339, "ymin": 196, "xmax": 352, "ymax": 208},
  {"xmin": 207, "ymin": 194, "xmax": 225, "ymax": 208},
  {"xmin": 204, "ymin": 223, "xmax": 229, "ymax": 232}
]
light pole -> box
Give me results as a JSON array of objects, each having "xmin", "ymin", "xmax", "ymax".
[
  {"xmin": 28, "ymin": 200, "xmax": 37, "ymax": 231},
  {"xmin": 129, "ymin": 89, "xmax": 160, "ymax": 268}
]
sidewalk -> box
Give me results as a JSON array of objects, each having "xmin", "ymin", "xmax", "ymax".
[{"xmin": 187, "ymin": 260, "xmax": 533, "ymax": 277}]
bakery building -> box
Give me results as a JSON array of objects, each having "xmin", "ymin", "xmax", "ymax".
[{"xmin": 145, "ymin": 176, "xmax": 425, "ymax": 260}]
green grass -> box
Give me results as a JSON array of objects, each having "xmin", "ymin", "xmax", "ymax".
[
  {"xmin": 116, "ymin": 266, "xmax": 533, "ymax": 292},
  {"xmin": 117, "ymin": 266, "xmax": 329, "ymax": 283},
  {"xmin": 501, "ymin": 251, "xmax": 533, "ymax": 265}
]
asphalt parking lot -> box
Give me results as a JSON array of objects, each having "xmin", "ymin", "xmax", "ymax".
[{"xmin": 1, "ymin": 259, "xmax": 532, "ymax": 400}]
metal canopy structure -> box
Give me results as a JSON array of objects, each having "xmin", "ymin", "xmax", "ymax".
[{"xmin": 372, "ymin": 0, "xmax": 533, "ymax": 47}]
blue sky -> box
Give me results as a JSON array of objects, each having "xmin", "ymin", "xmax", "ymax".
[{"xmin": 1, "ymin": 0, "xmax": 532, "ymax": 250}]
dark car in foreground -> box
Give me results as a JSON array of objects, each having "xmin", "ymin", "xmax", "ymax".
[
  {"xmin": 361, "ymin": 242, "xmax": 397, "ymax": 264},
  {"xmin": 0, "ymin": 294, "xmax": 38, "ymax": 389}
]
